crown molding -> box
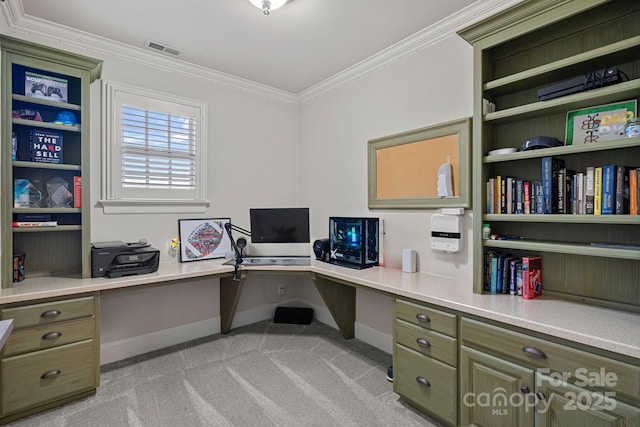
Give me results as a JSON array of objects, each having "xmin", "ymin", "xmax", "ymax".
[
  {"xmin": 0, "ymin": 0, "xmax": 299, "ymax": 104},
  {"xmin": 0, "ymin": 0, "xmax": 522, "ymax": 105},
  {"xmin": 297, "ymin": 0, "xmax": 524, "ymax": 103}
]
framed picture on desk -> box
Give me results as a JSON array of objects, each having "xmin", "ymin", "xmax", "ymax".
[{"xmin": 178, "ymin": 218, "xmax": 232, "ymax": 262}]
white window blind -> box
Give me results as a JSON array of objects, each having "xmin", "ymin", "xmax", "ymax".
[
  {"xmin": 101, "ymin": 80, "xmax": 208, "ymax": 214},
  {"xmin": 121, "ymin": 107, "xmax": 196, "ymax": 191}
]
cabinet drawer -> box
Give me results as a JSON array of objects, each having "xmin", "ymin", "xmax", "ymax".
[
  {"xmin": 2, "ymin": 317, "xmax": 95, "ymax": 357},
  {"xmin": 394, "ymin": 344, "xmax": 457, "ymax": 425},
  {"xmin": 395, "ymin": 318, "xmax": 457, "ymax": 367},
  {"xmin": 395, "ymin": 298, "xmax": 457, "ymax": 337},
  {"xmin": 1, "ymin": 339, "xmax": 96, "ymax": 415},
  {"xmin": 1, "ymin": 297, "xmax": 95, "ymax": 328},
  {"xmin": 460, "ymin": 318, "xmax": 640, "ymax": 400}
]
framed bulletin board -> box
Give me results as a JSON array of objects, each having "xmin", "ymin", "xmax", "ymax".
[{"xmin": 368, "ymin": 118, "xmax": 471, "ymax": 209}]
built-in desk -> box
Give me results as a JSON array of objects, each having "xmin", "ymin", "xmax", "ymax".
[
  {"xmin": 2, "ymin": 259, "xmax": 639, "ymax": 426},
  {"xmin": 1, "ymin": 259, "xmax": 639, "ymax": 359}
]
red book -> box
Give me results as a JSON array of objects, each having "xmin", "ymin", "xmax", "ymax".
[
  {"xmin": 631, "ymin": 169, "xmax": 637, "ymax": 215},
  {"xmin": 522, "ymin": 256, "xmax": 542, "ymax": 299},
  {"xmin": 74, "ymin": 176, "xmax": 82, "ymax": 208},
  {"xmin": 523, "ymin": 181, "xmax": 531, "ymax": 214}
]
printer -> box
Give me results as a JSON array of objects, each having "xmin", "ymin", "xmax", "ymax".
[{"xmin": 91, "ymin": 241, "xmax": 160, "ymax": 278}]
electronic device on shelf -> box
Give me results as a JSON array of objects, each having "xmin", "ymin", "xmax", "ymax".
[
  {"xmin": 537, "ymin": 66, "xmax": 622, "ymax": 101},
  {"xmin": 327, "ymin": 217, "xmax": 379, "ymax": 269}
]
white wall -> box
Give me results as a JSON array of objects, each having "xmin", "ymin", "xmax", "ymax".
[
  {"xmin": 1, "ymin": 25, "xmax": 476, "ymax": 360},
  {"xmin": 85, "ymin": 53, "xmax": 305, "ymax": 361},
  {"xmin": 298, "ymin": 34, "xmax": 475, "ymax": 343}
]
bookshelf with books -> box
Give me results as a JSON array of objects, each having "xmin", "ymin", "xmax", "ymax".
[
  {"xmin": 459, "ymin": 0, "xmax": 640, "ymax": 312},
  {"xmin": 1, "ymin": 36, "xmax": 102, "ymax": 286}
]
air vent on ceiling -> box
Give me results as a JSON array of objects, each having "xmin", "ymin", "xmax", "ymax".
[{"xmin": 145, "ymin": 40, "xmax": 181, "ymax": 57}]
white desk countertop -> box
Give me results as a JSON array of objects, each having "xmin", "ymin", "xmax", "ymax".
[
  {"xmin": 1, "ymin": 259, "xmax": 638, "ymax": 359},
  {"xmin": 0, "ymin": 319, "xmax": 13, "ymax": 351}
]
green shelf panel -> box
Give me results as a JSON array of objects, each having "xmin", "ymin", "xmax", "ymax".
[{"xmin": 483, "ymin": 239, "xmax": 640, "ymax": 260}]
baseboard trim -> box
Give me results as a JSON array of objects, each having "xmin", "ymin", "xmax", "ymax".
[
  {"xmin": 355, "ymin": 321, "xmax": 393, "ymax": 354},
  {"xmin": 100, "ymin": 317, "xmax": 221, "ymax": 365},
  {"xmin": 101, "ymin": 299, "xmax": 391, "ymax": 364}
]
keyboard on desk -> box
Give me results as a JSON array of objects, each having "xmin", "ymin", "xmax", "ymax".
[{"xmin": 225, "ymin": 257, "xmax": 311, "ymax": 266}]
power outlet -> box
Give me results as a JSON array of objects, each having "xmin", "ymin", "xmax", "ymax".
[{"xmin": 278, "ymin": 284, "xmax": 286, "ymax": 296}]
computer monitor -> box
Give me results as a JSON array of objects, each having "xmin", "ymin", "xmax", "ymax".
[{"xmin": 249, "ymin": 208, "xmax": 310, "ymax": 244}]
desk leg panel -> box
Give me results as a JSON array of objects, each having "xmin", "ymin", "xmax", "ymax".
[
  {"xmin": 220, "ymin": 273, "xmax": 246, "ymax": 334},
  {"xmin": 312, "ymin": 275, "xmax": 356, "ymax": 339}
]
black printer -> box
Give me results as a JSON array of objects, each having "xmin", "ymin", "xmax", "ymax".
[{"xmin": 91, "ymin": 241, "xmax": 160, "ymax": 278}]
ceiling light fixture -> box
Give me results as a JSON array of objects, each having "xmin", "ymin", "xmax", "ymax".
[{"xmin": 249, "ymin": 0, "xmax": 288, "ymax": 15}]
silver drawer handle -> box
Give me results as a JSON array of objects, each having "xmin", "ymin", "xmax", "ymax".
[
  {"xmin": 416, "ymin": 376, "xmax": 431, "ymax": 387},
  {"xmin": 42, "ymin": 331, "xmax": 62, "ymax": 340},
  {"xmin": 522, "ymin": 346, "xmax": 547, "ymax": 359},
  {"xmin": 41, "ymin": 309, "xmax": 61, "ymax": 318},
  {"xmin": 416, "ymin": 313, "xmax": 430, "ymax": 323},
  {"xmin": 416, "ymin": 338, "xmax": 431, "ymax": 348},
  {"xmin": 41, "ymin": 369, "xmax": 61, "ymax": 379}
]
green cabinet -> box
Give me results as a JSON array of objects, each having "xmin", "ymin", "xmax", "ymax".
[
  {"xmin": 0, "ymin": 36, "xmax": 102, "ymax": 286},
  {"xmin": 393, "ymin": 297, "xmax": 458, "ymax": 425},
  {"xmin": 459, "ymin": 0, "xmax": 640, "ymax": 309},
  {"xmin": 535, "ymin": 373, "xmax": 640, "ymax": 427},
  {"xmin": 460, "ymin": 345, "xmax": 535, "ymax": 427},
  {"xmin": 459, "ymin": 317, "xmax": 640, "ymax": 427},
  {"xmin": 0, "ymin": 295, "xmax": 100, "ymax": 424}
]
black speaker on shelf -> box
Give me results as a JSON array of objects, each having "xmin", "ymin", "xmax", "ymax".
[{"xmin": 313, "ymin": 238, "xmax": 330, "ymax": 261}]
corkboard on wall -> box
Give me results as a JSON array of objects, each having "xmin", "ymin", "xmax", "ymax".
[{"xmin": 375, "ymin": 134, "xmax": 459, "ymax": 199}]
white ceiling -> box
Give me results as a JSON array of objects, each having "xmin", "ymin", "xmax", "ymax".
[{"xmin": 8, "ymin": 0, "xmax": 518, "ymax": 95}]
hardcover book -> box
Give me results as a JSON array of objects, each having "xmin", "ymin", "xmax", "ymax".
[
  {"xmin": 576, "ymin": 172, "xmax": 584, "ymax": 214},
  {"xmin": 631, "ymin": 169, "xmax": 638, "ymax": 215},
  {"xmin": 594, "ymin": 167, "xmax": 603, "ymax": 215},
  {"xmin": 601, "ymin": 165, "xmax": 615, "ymax": 214},
  {"xmin": 30, "ymin": 129, "xmax": 63, "ymax": 164},
  {"xmin": 522, "ymin": 255, "xmax": 542, "ymax": 299},
  {"xmin": 74, "ymin": 176, "xmax": 82, "ymax": 208},
  {"xmin": 490, "ymin": 253, "xmax": 499, "ymax": 293},
  {"xmin": 494, "ymin": 176, "xmax": 501, "ymax": 214},
  {"xmin": 535, "ymin": 181, "xmax": 544, "ymax": 214},
  {"xmin": 565, "ymin": 169, "xmax": 575, "ymax": 214},
  {"xmin": 509, "ymin": 258, "xmax": 522, "ymax": 295},
  {"xmin": 515, "ymin": 179, "xmax": 524, "ymax": 214},
  {"xmin": 585, "ymin": 167, "xmax": 595, "ymax": 214},
  {"xmin": 557, "ymin": 168, "xmax": 566, "ymax": 213},
  {"xmin": 614, "ymin": 166, "xmax": 630, "ymax": 214},
  {"xmin": 523, "ymin": 181, "xmax": 531, "ymax": 214},
  {"xmin": 13, "ymin": 253, "xmax": 25, "ymax": 283},
  {"xmin": 541, "ymin": 157, "xmax": 565, "ymax": 213}
]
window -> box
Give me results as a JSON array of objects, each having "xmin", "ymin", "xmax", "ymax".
[{"xmin": 100, "ymin": 80, "xmax": 208, "ymax": 213}]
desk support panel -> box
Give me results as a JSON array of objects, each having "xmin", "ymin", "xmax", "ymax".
[
  {"xmin": 220, "ymin": 273, "xmax": 246, "ymax": 334},
  {"xmin": 312, "ymin": 274, "xmax": 356, "ymax": 339}
]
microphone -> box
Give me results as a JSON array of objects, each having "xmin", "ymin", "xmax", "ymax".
[{"xmin": 225, "ymin": 221, "xmax": 263, "ymax": 280}]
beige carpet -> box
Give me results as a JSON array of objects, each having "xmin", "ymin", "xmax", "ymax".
[{"xmin": 8, "ymin": 320, "xmax": 441, "ymax": 426}]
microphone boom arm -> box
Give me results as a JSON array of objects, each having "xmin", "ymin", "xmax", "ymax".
[{"xmin": 224, "ymin": 222, "xmax": 259, "ymax": 280}]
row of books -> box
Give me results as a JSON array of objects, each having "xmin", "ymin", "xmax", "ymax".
[
  {"xmin": 487, "ymin": 157, "xmax": 640, "ymax": 215},
  {"xmin": 483, "ymin": 252, "xmax": 542, "ymax": 299}
]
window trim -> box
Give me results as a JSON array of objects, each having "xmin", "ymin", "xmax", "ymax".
[{"xmin": 100, "ymin": 80, "xmax": 209, "ymax": 214}]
